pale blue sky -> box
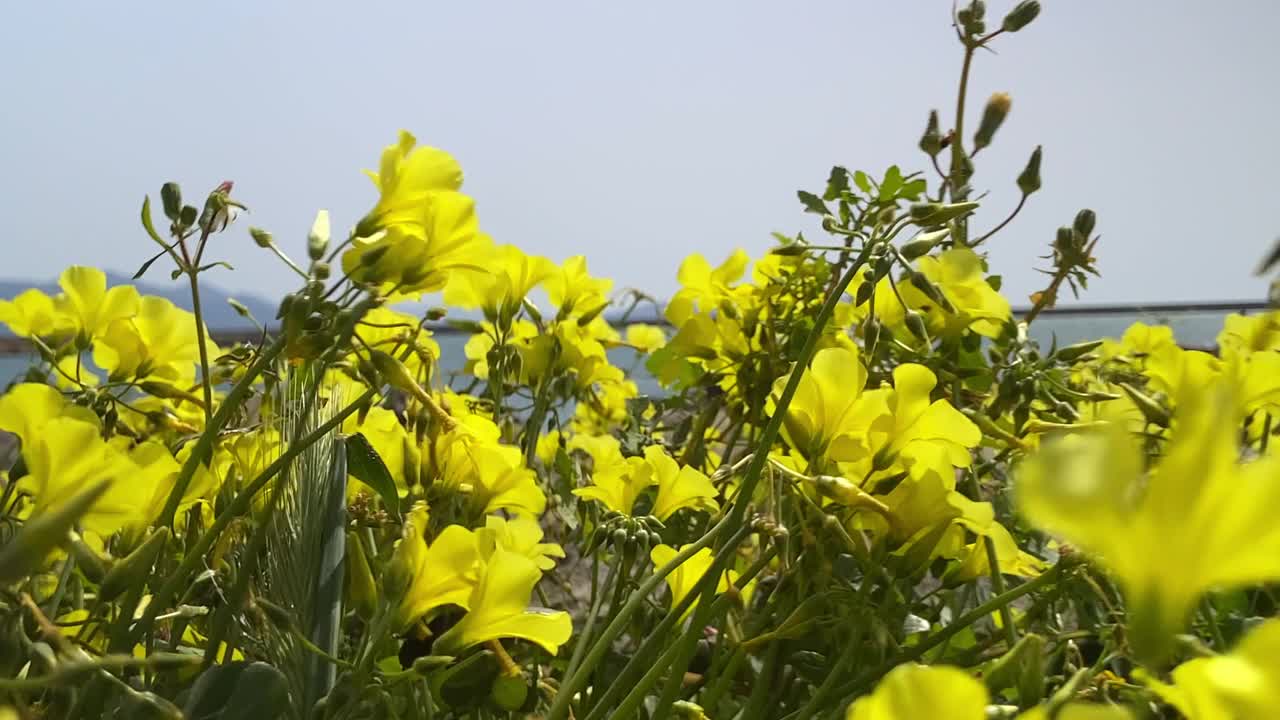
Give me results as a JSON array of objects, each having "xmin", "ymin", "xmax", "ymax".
[{"xmin": 3, "ymin": 2, "xmax": 1279, "ymax": 307}]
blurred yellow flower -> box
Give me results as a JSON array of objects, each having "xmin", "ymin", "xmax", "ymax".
[
  {"xmin": 1142, "ymin": 618, "xmax": 1280, "ymax": 719},
  {"xmin": 846, "ymin": 663, "xmax": 987, "ymax": 720},
  {"xmin": 54, "ymin": 266, "xmax": 140, "ymax": 344},
  {"xmin": 546, "ymin": 255, "xmax": 612, "ymax": 315}
]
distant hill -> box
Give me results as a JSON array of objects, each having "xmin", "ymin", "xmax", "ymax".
[{"xmin": 0, "ymin": 272, "xmax": 278, "ymax": 336}]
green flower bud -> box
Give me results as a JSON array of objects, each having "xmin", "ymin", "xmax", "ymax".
[
  {"xmin": 1073, "ymin": 208, "xmax": 1097, "ymax": 238},
  {"xmin": 1002, "ymin": 1, "xmax": 1041, "ymax": 32},
  {"xmin": 973, "ymin": 92, "xmax": 1012, "ymax": 151},
  {"xmin": 250, "ymin": 227, "xmax": 274, "ymax": 248},
  {"xmin": 1017, "ymin": 146, "xmax": 1042, "ymax": 196},
  {"xmin": 412, "ymin": 655, "xmax": 455, "ymax": 675},
  {"xmin": 919, "ymin": 110, "xmax": 943, "ymax": 157},
  {"xmin": 345, "ymin": 531, "xmax": 378, "ymax": 621},
  {"xmin": 312, "ymin": 262, "xmax": 331, "ymax": 281},
  {"xmin": 898, "ymin": 228, "xmax": 949, "ymax": 261},
  {"xmin": 854, "ymin": 280, "xmax": 875, "ymax": 307},
  {"xmin": 611, "ymin": 528, "xmax": 629, "ymax": 548},
  {"xmin": 308, "ymin": 209, "xmax": 331, "ymax": 261},
  {"xmin": 1120, "ymin": 383, "xmax": 1171, "ymax": 428},
  {"xmin": 67, "ymin": 529, "xmax": 111, "ymax": 583},
  {"xmin": 909, "ymin": 201, "xmax": 980, "ymax": 226},
  {"xmin": 180, "ymin": 204, "xmax": 199, "ymax": 229},
  {"xmin": 905, "ymin": 311, "xmax": 930, "ymax": 342},
  {"xmin": 1053, "ymin": 338, "xmax": 1105, "ymax": 363},
  {"xmin": 1055, "ymin": 226, "xmax": 1077, "ymax": 253},
  {"xmin": 425, "ymin": 307, "xmax": 448, "ymax": 321},
  {"xmin": 160, "ymin": 182, "xmax": 183, "ymax": 222}
]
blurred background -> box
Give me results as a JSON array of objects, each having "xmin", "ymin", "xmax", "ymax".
[{"xmin": 3, "ymin": 1, "xmax": 1279, "ymax": 378}]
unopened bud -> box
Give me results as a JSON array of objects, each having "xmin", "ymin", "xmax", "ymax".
[
  {"xmin": 905, "ymin": 311, "xmax": 930, "ymax": 342},
  {"xmin": 100, "ymin": 527, "xmax": 170, "ymax": 603},
  {"xmin": 312, "ymin": 262, "xmax": 331, "ymax": 281},
  {"xmin": 854, "ymin": 281, "xmax": 875, "ymax": 307},
  {"xmin": 1073, "ymin": 209, "xmax": 1097, "ymax": 239},
  {"xmin": 973, "ymin": 93, "xmax": 1012, "ymax": 151},
  {"xmin": 160, "ymin": 182, "xmax": 183, "ymax": 222},
  {"xmin": 919, "ymin": 110, "xmax": 943, "ymax": 158},
  {"xmin": 425, "ymin": 307, "xmax": 448, "ymax": 321},
  {"xmin": 250, "ymin": 227, "xmax": 274, "ymax": 248},
  {"xmin": 1002, "ymin": 1, "xmax": 1041, "ymax": 32},
  {"xmin": 308, "ymin": 209, "xmax": 331, "ymax": 261},
  {"xmin": 1017, "ymin": 146, "xmax": 1042, "ymax": 196},
  {"xmin": 1119, "ymin": 383, "xmax": 1170, "ymax": 428},
  {"xmin": 227, "ymin": 298, "xmax": 252, "ymax": 319},
  {"xmin": 1055, "ymin": 226, "xmax": 1076, "ymax": 252},
  {"xmin": 180, "ymin": 205, "xmax": 199, "ymax": 229}
]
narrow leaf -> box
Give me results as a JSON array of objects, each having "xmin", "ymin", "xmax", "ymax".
[
  {"xmin": 344, "ymin": 433, "xmax": 400, "ymax": 518},
  {"xmin": 797, "ymin": 190, "xmax": 831, "ymax": 216},
  {"xmin": 140, "ymin": 195, "xmax": 167, "ymax": 248}
]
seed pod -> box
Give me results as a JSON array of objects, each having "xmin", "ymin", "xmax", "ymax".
[
  {"xmin": 1017, "ymin": 146, "xmax": 1043, "ymax": 196},
  {"xmin": 100, "ymin": 527, "xmax": 171, "ymax": 602},
  {"xmin": 1002, "ymin": 0, "xmax": 1041, "ymax": 32},
  {"xmin": 973, "ymin": 93, "xmax": 1012, "ymax": 151},
  {"xmin": 905, "ymin": 311, "xmax": 930, "ymax": 342},
  {"xmin": 919, "ymin": 110, "xmax": 943, "ymax": 157}
]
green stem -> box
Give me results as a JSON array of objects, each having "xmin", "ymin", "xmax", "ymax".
[
  {"xmin": 544, "ymin": 518, "xmax": 732, "ymax": 720},
  {"xmin": 985, "ymin": 536, "xmax": 1019, "ymax": 649},
  {"xmin": 831, "ymin": 562, "xmax": 1069, "ymax": 707},
  {"xmin": 562, "ymin": 553, "xmax": 607, "ymax": 683},
  {"xmin": 186, "ymin": 265, "xmax": 215, "ymax": 422},
  {"xmin": 155, "ymin": 335, "xmax": 287, "ymax": 528}
]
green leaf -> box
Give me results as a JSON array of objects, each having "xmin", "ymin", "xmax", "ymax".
[
  {"xmin": 133, "ymin": 248, "xmax": 170, "ymax": 280},
  {"xmin": 345, "ymin": 433, "xmax": 401, "ymax": 519},
  {"xmin": 0, "ymin": 479, "xmax": 112, "ymax": 584},
  {"xmin": 796, "ymin": 190, "xmax": 831, "ymax": 216},
  {"xmin": 901, "ymin": 177, "xmax": 928, "ymax": 200},
  {"xmin": 183, "ymin": 662, "xmax": 291, "ymax": 720},
  {"xmin": 853, "ymin": 170, "xmax": 872, "ymax": 194},
  {"xmin": 823, "ymin": 166, "xmax": 850, "ymax": 201},
  {"xmin": 879, "ymin": 165, "xmax": 904, "ymax": 201},
  {"xmin": 140, "ymin": 195, "xmax": 167, "ymax": 248}
]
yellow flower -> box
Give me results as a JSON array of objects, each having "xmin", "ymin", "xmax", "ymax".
[
  {"xmin": 54, "ymin": 266, "xmax": 140, "ymax": 344},
  {"xmin": 390, "ymin": 507, "xmax": 482, "ymax": 631},
  {"xmin": 1217, "ymin": 310, "xmax": 1280, "ymax": 362},
  {"xmin": 1141, "ymin": 618, "xmax": 1280, "ymax": 718},
  {"xmin": 356, "ymin": 130, "xmax": 464, "ymax": 238},
  {"xmin": 434, "ymin": 548, "xmax": 572, "ymax": 655},
  {"xmin": 573, "ymin": 455, "xmax": 651, "ymax": 516},
  {"xmin": 546, "ymin": 255, "xmax": 612, "ymax": 315},
  {"xmin": 94, "ymin": 296, "xmax": 213, "ymax": 385},
  {"xmin": 773, "ymin": 346, "xmax": 888, "ymax": 467},
  {"xmin": 877, "ymin": 249, "xmax": 1010, "ymax": 338},
  {"xmin": 625, "ymin": 323, "xmax": 667, "ymax": 353},
  {"xmin": 846, "ymin": 663, "xmax": 987, "ymax": 720},
  {"xmin": 444, "ymin": 244, "xmax": 555, "ymax": 319},
  {"xmin": 650, "ymin": 544, "xmax": 740, "ymax": 618},
  {"xmin": 867, "ymin": 364, "xmax": 981, "ymax": 482},
  {"xmin": 463, "ymin": 320, "xmax": 540, "ymax": 381},
  {"xmin": 1015, "ymin": 384, "xmax": 1280, "ymax": 663},
  {"xmin": 434, "ymin": 418, "xmax": 546, "ymax": 517},
  {"xmin": 343, "ymin": 191, "xmax": 488, "ymax": 297},
  {"xmin": 0, "ymin": 383, "xmax": 96, "ymax": 447},
  {"xmin": 535, "ymin": 429, "xmax": 562, "ymax": 467},
  {"xmin": 0, "ymin": 288, "xmax": 71, "ymax": 339},
  {"xmin": 645, "ymin": 445, "xmax": 719, "ymax": 521},
  {"xmin": 666, "ymin": 249, "xmax": 751, "ymax": 325},
  {"xmin": 355, "ymin": 307, "xmax": 440, "ymax": 383},
  {"xmin": 477, "ymin": 514, "xmax": 565, "ymax": 571}
]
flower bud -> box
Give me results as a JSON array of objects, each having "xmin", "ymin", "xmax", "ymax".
[
  {"xmin": 250, "ymin": 227, "xmax": 274, "ymax": 248},
  {"xmin": 308, "ymin": 209, "xmax": 331, "ymax": 261},
  {"xmin": 905, "ymin": 311, "xmax": 930, "ymax": 342},
  {"xmin": 973, "ymin": 93, "xmax": 1011, "ymax": 151},
  {"xmin": 899, "ymin": 228, "xmax": 949, "ymax": 261},
  {"xmin": 312, "ymin": 262, "xmax": 331, "ymax": 281},
  {"xmin": 919, "ymin": 110, "xmax": 943, "ymax": 157},
  {"xmin": 1052, "ymin": 338, "xmax": 1104, "ymax": 363},
  {"xmin": 1017, "ymin": 146, "xmax": 1042, "ymax": 196},
  {"xmin": 1001, "ymin": 1, "xmax": 1041, "ymax": 32},
  {"xmin": 180, "ymin": 205, "xmax": 199, "ymax": 229},
  {"xmin": 160, "ymin": 182, "xmax": 183, "ymax": 222},
  {"xmin": 1119, "ymin": 383, "xmax": 1170, "ymax": 428},
  {"xmin": 1055, "ymin": 226, "xmax": 1076, "ymax": 253},
  {"xmin": 1073, "ymin": 208, "xmax": 1097, "ymax": 239},
  {"xmin": 854, "ymin": 280, "xmax": 875, "ymax": 307}
]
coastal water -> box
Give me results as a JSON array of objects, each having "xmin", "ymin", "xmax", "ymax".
[{"xmin": 0, "ymin": 308, "xmax": 1242, "ymax": 392}]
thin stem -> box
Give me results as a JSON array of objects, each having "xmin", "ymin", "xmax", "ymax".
[
  {"xmin": 544, "ymin": 518, "xmax": 733, "ymax": 720},
  {"xmin": 155, "ymin": 335, "xmax": 286, "ymax": 528},
  {"xmin": 985, "ymin": 536, "xmax": 1019, "ymax": 649},
  {"xmin": 831, "ymin": 561, "xmax": 1069, "ymax": 707},
  {"xmin": 186, "ymin": 260, "xmax": 215, "ymax": 422},
  {"xmin": 972, "ymin": 192, "xmax": 1028, "ymax": 247}
]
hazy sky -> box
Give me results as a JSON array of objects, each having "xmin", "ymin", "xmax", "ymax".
[{"xmin": 3, "ymin": 2, "xmax": 1279, "ymax": 309}]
